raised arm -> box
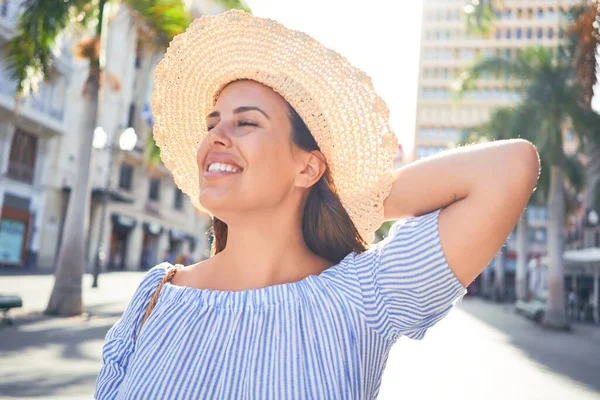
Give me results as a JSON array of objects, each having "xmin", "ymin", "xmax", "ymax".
[{"xmin": 383, "ymin": 139, "xmax": 540, "ymax": 287}]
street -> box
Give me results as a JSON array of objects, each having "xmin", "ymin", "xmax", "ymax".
[{"xmin": 1, "ymin": 272, "xmax": 599, "ymax": 400}]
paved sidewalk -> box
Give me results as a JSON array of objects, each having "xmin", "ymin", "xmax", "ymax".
[
  {"xmin": 1, "ymin": 272, "xmax": 599, "ymax": 399},
  {"xmin": 0, "ymin": 271, "xmax": 146, "ymax": 400}
]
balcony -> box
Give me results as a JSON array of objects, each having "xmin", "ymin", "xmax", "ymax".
[
  {"xmin": 7, "ymin": 161, "xmax": 34, "ymax": 184},
  {"xmin": 0, "ymin": 58, "xmax": 67, "ymax": 137}
]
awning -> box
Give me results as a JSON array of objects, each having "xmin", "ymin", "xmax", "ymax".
[
  {"xmin": 111, "ymin": 213, "xmax": 137, "ymax": 232},
  {"xmin": 563, "ymin": 248, "xmax": 600, "ymax": 264}
]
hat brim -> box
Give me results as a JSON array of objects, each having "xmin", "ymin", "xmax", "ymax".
[{"xmin": 151, "ymin": 10, "xmax": 397, "ymax": 244}]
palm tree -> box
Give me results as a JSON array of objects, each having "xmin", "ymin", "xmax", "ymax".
[
  {"xmin": 4, "ymin": 0, "xmax": 191, "ymax": 316},
  {"xmin": 458, "ymin": 46, "xmax": 600, "ymax": 328},
  {"xmin": 567, "ymin": 1, "xmax": 600, "ymax": 214},
  {"xmin": 463, "ymin": 107, "xmax": 585, "ymax": 303}
]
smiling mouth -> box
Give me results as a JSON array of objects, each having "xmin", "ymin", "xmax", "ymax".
[{"xmin": 205, "ymin": 162, "xmax": 242, "ymax": 173}]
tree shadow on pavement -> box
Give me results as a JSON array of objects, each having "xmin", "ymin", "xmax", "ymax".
[
  {"xmin": 0, "ymin": 302, "xmax": 127, "ymax": 398},
  {"xmin": 458, "ymin": 298, "xmax": 600, "ymax": 393},
  {"xmin": 1, "ymin": 371, "xmax": 98, "ymax": 398},
  {"xmin": 0, "ymin": 301, "xmax": 125, "ymax": 360}
]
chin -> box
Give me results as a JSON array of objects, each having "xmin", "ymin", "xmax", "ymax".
[{"xmin": 199, "ymin": 191, "xmax": 236, "ymax": 218}]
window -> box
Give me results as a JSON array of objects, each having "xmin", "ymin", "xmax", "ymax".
[
  {"xmin": 119, "ymin": 163, "xmax": 134, "ymax": 191},
  {"xmin": 504, "ymin": 9, "xmax": 512, "ymax": 20},
  {"xmin": 127, "ymin": 103, "xmax": 136, "ymax": 128},
  {"xmin": 537, "ymin": 28, "xmax": 544, "ymax": 39},
  {"xmin": 495, "ymin": 29, "xmax": 502, "ymax": 39},
  {"xmin": 135, "ymin": 40, "xmax": 142, "ymax": 68},
  {"xmin": 8, "ymin": 129, "xmax": 37, "ymax": 184},
  {"xmin": 506, "ymin": 29, "xmax": 512, "ymax": 39},
  {"xmin": 526, "ymin": 28, "xmax": 533, "ymax": 39},
  {"xmin": 548, "ymin": 28, "xmax": 554, "ymax": 39},
  {"xmin": 516, "ymin": 28, "xmax": 522, "ymax": 39},
  {"xmin": 516, "ymin": 8, "xmax": 523, "ymax": 19},
  {"xmin": 1, "ymin": 0, "xmax": 8, "ymax": 17},
  {"xmin": 526, "ymin": 8, "xmax": 533, "ymax": 20},
  {"xmin": 174, "ymin": 187, "xmax": 183, "ymax": 210},
  {"xmin": 149, "ymin": 178, "xmax": 160, "ymax": 201}
]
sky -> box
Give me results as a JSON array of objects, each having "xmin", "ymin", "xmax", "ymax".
[{"xmin": 245, "ymin": 0, "xmax": 424, "ymax": 154}]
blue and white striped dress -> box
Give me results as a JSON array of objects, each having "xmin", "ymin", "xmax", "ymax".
[{"xmin": 95, "ymin": 210, "xmax": 466, "ymax": 399}]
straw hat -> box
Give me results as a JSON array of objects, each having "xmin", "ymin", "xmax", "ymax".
[{"xmin": 151, "ymin": 10, "xmax": 397, "ymax": 244}]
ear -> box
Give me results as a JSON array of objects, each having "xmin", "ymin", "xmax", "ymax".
[{"xmin": 295, "ymin": 151, "xmax": 327, "ymax": 189}]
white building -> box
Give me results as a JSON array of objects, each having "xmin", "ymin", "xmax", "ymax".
[{"xmin": 0, "ymin": 1, "xmax": 212, "ymax": 271}]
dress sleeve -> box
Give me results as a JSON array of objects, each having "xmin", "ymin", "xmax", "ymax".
[
  {"xmin": 94, "ymin": 264, "xmax": 166, "ymax": 399},
  {"xmin": 352, "ymin": 209, "xmax": 467, "ymax": 341}
]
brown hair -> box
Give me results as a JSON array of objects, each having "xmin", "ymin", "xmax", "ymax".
[{"xmin": 210, "ymin": 104, "xmax": 367, "ymax": 264}]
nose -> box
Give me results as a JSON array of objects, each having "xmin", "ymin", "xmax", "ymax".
[{"xmin": 207, "ymin": 121, "xmax": 232, "ymax": 148}]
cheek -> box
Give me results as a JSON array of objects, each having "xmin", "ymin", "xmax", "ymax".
[{"xmin": 243, "ymin": 139, "xmax": 295, "ymax": 183}]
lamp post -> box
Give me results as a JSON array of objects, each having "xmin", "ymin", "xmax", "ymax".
[{"xmin": 91, "ymin": 126, "xmax": 137, "ymax": 288}]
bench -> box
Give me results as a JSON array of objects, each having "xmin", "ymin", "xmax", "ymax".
[{"xmin": 0, "ymin": 295, "xmax": 23, "ymax": 325}]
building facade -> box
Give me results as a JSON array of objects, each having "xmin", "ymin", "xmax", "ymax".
[
  {"xmin": 415, "ymin": 0, "xmax": 578, "ymax": 161},
  {"xmin": 0, "ymin": 0, "xmax": 72, "ymax": 269},
  {"xmin": 0, "ymin": 2, "xmax": 212, "ymax": 271}
]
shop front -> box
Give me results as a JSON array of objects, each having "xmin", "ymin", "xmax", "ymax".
[
  {"xmin": 140, "ymin": 222, "xmax": 163, "ymax": 270},
  {"xmin": 0, "ymin": 194, "xmax": 31, "ymax": 267},
  {"xmin": 109, "ymin": 213, "xmax": 136, "ymax": 270},
  {"xmin": 168, "ymin": 228, "xmax": 186, "ymax": 258}
]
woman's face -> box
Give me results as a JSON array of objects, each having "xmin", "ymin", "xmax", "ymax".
[{"xmin": 197, "ymin": 80, "xmax": 317, "ymax": 218}]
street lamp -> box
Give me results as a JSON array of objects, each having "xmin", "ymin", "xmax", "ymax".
[
  {"xmin": 589, "ymin": 209, "xmax": 599, "ymax": 227},
  {"xmin": 91, "ymin": 126, "xmax": 137, "ymax": 288}
]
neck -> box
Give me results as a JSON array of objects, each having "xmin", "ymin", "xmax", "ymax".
[{"xmin": 214, "ymin": 205, "xmax": 330, "ymax": 287}]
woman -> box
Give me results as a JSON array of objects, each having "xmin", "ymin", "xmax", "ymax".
[{"xmin": 95, "ymin": 11, "xmax": 539, "ymax": 399}]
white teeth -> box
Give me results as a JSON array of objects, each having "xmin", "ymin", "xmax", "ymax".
[{"xmin": 207, "ymin": 162, "xmax": 239, "ymax": 173}]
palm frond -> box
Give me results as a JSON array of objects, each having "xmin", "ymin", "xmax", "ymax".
[
  {"xmin": 144, "ymin": 133, "xmax": 162, "ymax": 166},
  {"xmin": 456, "ymin": 47, "xmax": 554, "ymax": 96},
  {"xmin": 561, "ymin": 90, "xmax": 600, "ymax": 146},
  {"xmin": 126, "ymin": 0, "xmax": 191, "ymax": 50},
  {"xmin": 5, "ymin": 0, "xmax": 89, "ymax": 94},
  {"xmin": 463, "ymin": 0, "xmax": 503, "ymax": 37},
  {"xmin": 213, "ymin": 0, "xmax": 251, "ymax": 13},
  {"xmin": 564, "ymin": 154, "xmax": 585, "ymax": 194},
  {"xmin": 568, "ymin": 1, "xmax": 600, "ymax": 106}
]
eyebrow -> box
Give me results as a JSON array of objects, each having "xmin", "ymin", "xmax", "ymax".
[{"xmin": 207, "ymin": 106, "xmax": 270, "ymax": 120}]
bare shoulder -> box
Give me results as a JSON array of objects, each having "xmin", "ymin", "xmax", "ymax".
[{"xmin": 171, "ymin": 259, "xmax": 213, "ymax": 287}]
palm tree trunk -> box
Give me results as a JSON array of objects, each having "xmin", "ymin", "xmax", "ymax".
[
  {"xmin": 585, "ymin": 139, "xmax": 600, "ymax": 211},
  {"xmin": 515, "ymin": 210, "xmax": 529, "ymax": 301},
  {"xmin": 542, "ymin": 166, "xmax": 569, "ymax": 329},
  {"xmin": 493, "ymin": 247, "xmax": 505, "ymax": 302},
  {"xmin": 45, "ymin": 0, "xmax": 106, "ymax": 316}
]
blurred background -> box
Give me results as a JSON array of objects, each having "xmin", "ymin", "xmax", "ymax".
[{"xmin": 0, "ymin": 0, "xmax": 599, "ymax": 398}]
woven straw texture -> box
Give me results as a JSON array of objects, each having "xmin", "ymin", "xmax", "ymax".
[{"xmin": 151, "ymin": 10, "xmax": 398, "ymax": 244}]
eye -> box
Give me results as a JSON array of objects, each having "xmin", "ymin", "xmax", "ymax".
[{"xmin": 238, "ymin": 120, "xmax": 258, "ymax": 127}]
